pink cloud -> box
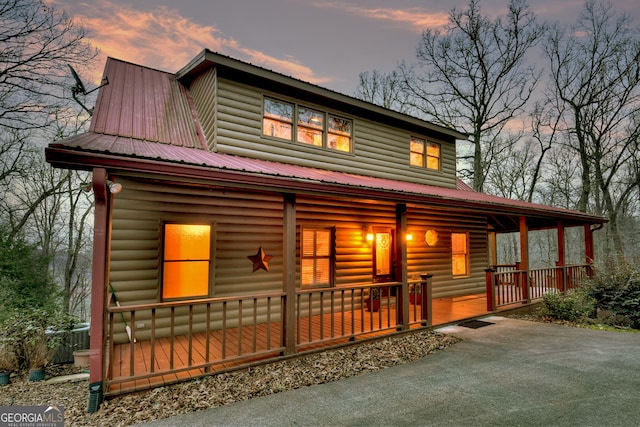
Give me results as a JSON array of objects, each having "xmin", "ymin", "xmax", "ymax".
[
  {"xmin": 316, "ymin": 2, "xmax": 449, "ymax": 33},
  {"xmin": 52, "ymin": 0, "xmax": 332, "ymax": 85}
]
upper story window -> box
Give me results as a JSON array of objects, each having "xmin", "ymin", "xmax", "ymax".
[
  {"xmin": 410, "ymin": 137, "xmax": 441, "ymax": 170},
  {"xmin": 263, "ymin": 97, "xmax": 352, "ymax": 153},
  {"xmin": 301, "ymin": 228, "xmax": 334, "ymax": 287},
  {"xmin": 263, "ymin": 98, "xmax": 294, "ymax": 140},
  {"xmin": 162, "ymin": 223, "xmax": 212, "ymax": 300}
]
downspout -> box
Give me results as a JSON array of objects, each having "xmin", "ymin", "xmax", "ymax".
[{"xmin": 88, "ymin": 168, "xmax": 109, "ymax": 413}]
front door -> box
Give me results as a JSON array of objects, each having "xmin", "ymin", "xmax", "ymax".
[{"xmin": 373, "ymin": 229, "xmax": 394, "ymax": 283}]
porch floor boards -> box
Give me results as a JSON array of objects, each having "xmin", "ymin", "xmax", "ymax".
[{"xmin": 107, "ymin": 294, "xmax": 489, "ymax": 395}]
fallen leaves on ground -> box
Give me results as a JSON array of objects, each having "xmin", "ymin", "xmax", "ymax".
[{"xmin": 0, "ymin": 330, "xmax": 458, "ymax": 427}]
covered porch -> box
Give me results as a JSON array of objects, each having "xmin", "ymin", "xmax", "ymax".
[{"xmin": 105, "ymin": 264, "xmax": 590, "ymax": 396}]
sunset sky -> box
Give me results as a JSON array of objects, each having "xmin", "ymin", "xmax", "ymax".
[{"xmin": 52, "ymin": 0, "xmax": 640, "ymax": 96}]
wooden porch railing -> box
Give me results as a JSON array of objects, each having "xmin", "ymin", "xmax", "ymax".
[
  {"xmin": 105, "ymin": 277, "xmax": 433, "ymax": 394},
  {"xmin": 485, "ymin": 264, "xmax": 592, "ymax": 310}
]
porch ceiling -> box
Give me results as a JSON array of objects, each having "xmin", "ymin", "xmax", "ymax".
[{"xmin": 46, "ymin": 132, "xmax": 606, "ymax": 231}]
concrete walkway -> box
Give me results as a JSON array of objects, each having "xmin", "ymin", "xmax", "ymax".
[{"xmin": 142, "ymin": 316, "xmax": 640, "ymax": 426}]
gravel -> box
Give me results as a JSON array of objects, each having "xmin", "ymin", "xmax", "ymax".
[{"xmin": 0, "ymin": 330, "xmax": 459, "ymax": 427}]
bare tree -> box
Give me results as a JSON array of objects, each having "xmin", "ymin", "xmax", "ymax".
[
  {"xmin": 544, "ymin": 0, "xmax": 640, "ymax": 256},
  {"xmin": 355, "ymin": 69, "xmax": 412, "ymax": 114},
  {"xmin": 0, "ymin": 0, "xmax": 97, "ymax": 315},
  {"xmin": 0, "ymin": 0, "xmax": 96, "ymax": 131},
  {"xmin": 401, "ymin": 0, "xmax": 544, "ymax": 192}
]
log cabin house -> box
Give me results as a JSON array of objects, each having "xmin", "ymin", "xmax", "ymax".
[{"xmin": 45, "ymin": 50, "xmax": 606, "ymax": 410}]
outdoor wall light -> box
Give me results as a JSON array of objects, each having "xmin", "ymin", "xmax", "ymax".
[
  {"xmin": 405, "ymin": 232, "xmax": 413, "ymax": 242},
  {"xmin": 107, "ymin": 180, "xmax": 123, "ymax": 194},
  {"xmin": 363, "ymin": 226, "xmax": 374, "ymax": 242},
  {"xmin": 424, "ymin": 229, "xmax": 438, "ymax": 246}
]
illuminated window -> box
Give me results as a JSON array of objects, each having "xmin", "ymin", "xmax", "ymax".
[
  {"xmin": 328, "ymin": 115, "xmax": 352, "ymax": 152},
  {"xmin": 451, "ymin": 232, "xmax": 469, "ymax": 277},
  {"xmin": 410, "ymin": 137, "xmax": 441, "ymax": 170},
  {"xmin": 263, "ymin": 98, "xmax": 352, "ymax": 152},
  {"xmin": 301, "ymin": 228, "xmax": 333, "ymax": 287},
  {"xmin": 298, "ymin": 107, "xmax": 324, "ymax": 147},
  {"xmin": 162, "ymin": 224, "xmax": 211, "ymax": 299},
  {"xmin": 263, "ymin": 98, "xmax": 293, "ymax": 140}
]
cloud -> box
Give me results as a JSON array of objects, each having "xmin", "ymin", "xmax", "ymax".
[
  {"xmin": 315, "ymin": 2, "xmax": 449, "ymax": 33},
  {"xmin": 53, "ymin": 0, "xmax": 332, "ymax": 85}
]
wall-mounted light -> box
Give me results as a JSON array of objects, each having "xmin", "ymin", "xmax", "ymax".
[
  {"xmin": 363, "ymin": 226, "xmax": 374, "ymax": 242},
  {"xmin": 107, "ymin": 180, "xmax": 122, "ymax": 194},
  {"xmin": 425, "ymin": 229, "xmax": 438, "ymax": 246},
  {"xmin": 405, "ymin": 233, "xmax": 413, "ymax": 242}
]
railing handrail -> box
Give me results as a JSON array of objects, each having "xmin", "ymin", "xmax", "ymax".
[{"xmin": 107, "ymin": 291, "xmax": 287, "ymax": 313}]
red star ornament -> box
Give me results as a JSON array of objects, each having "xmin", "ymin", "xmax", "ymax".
[{"xmin": 248, "ymin": 246, "xmax": 273, "ymax": 272}]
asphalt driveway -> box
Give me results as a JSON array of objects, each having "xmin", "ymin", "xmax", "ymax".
[{"xmin": 142, "ymin": 316, "xmax": 640, "ymax": 426}]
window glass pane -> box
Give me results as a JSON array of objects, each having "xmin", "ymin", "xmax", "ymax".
[
  {"xmin": 410, "ymin": 152, "xmax": 424, "ymax": 167},
  {"xmin": 426, "ymin": 142, "xmax": 440, "ymax": 157},
  {"xmin": 452, "ymin": 255, "xmax": 467, "ymax": 276},
  {"xmin": 328, "ymin": 116, "xmax": 351, "ymax": 135},
  {"xmin": 263, "ymin": 118, "xmax": 292, "ymax": 139},
  {"xmin": 263, "ymin": 99, "xmax": 293, "ymax": 140},
  {"xmin": 315, "ymin": 230, "xmax": 331, "ymax": 256},
  {"xmin": 451, "ymin": 233, "xmax": 467, "ymax": 253},
  {"xmin": 410, "ymin": 138, "xmax": 425, "ymax": 154},
  {"xmin": 298, "ymin": 127, "xmax": 323, "ymax": 146},
  {"xmin": 329, "ymin": 134, "xmax": 351, "ymax": 152},
  {"xmin": 163, "ymin": 261, "xmax": 209, "ymax": 298},
  {"xmin": 164, "ymin": 224, "xmax": 210, "ymax": 260},
  {"xmin": 264, "ymin": 98, "xmax": 293, "ymax": 122},
  {"xmin": 298, "ymin": 107, "xmax": 324, "ymax": 129}
]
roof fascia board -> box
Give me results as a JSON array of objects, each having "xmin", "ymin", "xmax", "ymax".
[{"xmin": 176, "ymin": 49, "xmax": 469, "ymax": 142}]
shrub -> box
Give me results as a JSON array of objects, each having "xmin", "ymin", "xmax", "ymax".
[
  {"xmin": 0, "ymin": 308, "xmax": 75, "ymax": 371},
  {"xmin": 539, "ymin": 288, "xmax": 595, "ymax": 322},
  {"xmin": 584, "ymin": 258, "xmax": 640, "ymax": 329}
]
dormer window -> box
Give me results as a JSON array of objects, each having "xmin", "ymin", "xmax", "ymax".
[
  {"xmin": 410, "ymin": 136, "xmax": 441, "ymax": 170},
  {"xmin": 263, "ymin": 98, "xmax": 294, "ymax": 140},
  {"xmin": 263, "ymin": 97, "xmax": 352, "ymax": 153}
]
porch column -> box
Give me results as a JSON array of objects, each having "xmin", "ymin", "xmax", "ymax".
[
  {"xmin": 282, "ymin": 194, "xmax": 297, "ymax": 355},
  {"xmin": 519, "ymin": 217, "xmax": 530, "ymax": 303},
  {"xmin": 556, "ymin": 221, "xmax": 566, "ymax": 292},
  {"xmin": 88, "ymin": 168, "xmax": 109, "ymax": 413},
  {"xmin": 395, "ymin": 204, "xmax": 409, "ymax": 329}
]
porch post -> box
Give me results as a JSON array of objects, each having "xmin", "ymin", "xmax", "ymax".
[
  {"xmin": 556, "ymin": 221, "xmax": 566, "ymax": 292},
  {"xmin": 87, "ymin": 168, "xmax": 109, "ymax": 413},
  {"xmin": 485, "ymin": 268, "xmax": 496, "ymax": 311},
  {"xmin": 396, "ymin": 204, "xmax": 409, "ymax": 330},
  {"xmin": 519, "ymin": 217, "xmax": 530, "ymax": 303},
  {"xmin": 282, "ymin": 194, "xmax": 297, "ymax": 355}
]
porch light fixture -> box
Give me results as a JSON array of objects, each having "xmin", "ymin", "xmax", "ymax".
[
  {"xmin": 107, "ymin": 180, "xmax": 122, "ymax": 194},
  {"xmin": 363, "ymin": 226, "xmax": 374, "ymax": 242},
  {"xmin": 405, "ymin": 233, "xmax": 413, "ymax": 242},
  {"xmin": 424, "ymin": 229, "xmax": 438, "ymax": 246}
]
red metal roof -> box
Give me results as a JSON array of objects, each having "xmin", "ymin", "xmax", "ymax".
[
  {"xmin": 46, "ymin": 55, "xmax": 605, "ymax": 229},
  {"xmin": 90, "ymin": 58, "xmax": 206, "ymax": 149},
  {"xmin": 49, "ymin": 131, "xmax": 604, "ymax": 225}
]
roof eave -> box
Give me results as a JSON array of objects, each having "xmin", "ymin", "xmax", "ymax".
[
  {"xmin": 176, "ymin": 49, "xmax": 469, "ymax": 142},
  {"xmin": 45, "ymin": 144, "xmax": 606, "ymax": 226}
]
